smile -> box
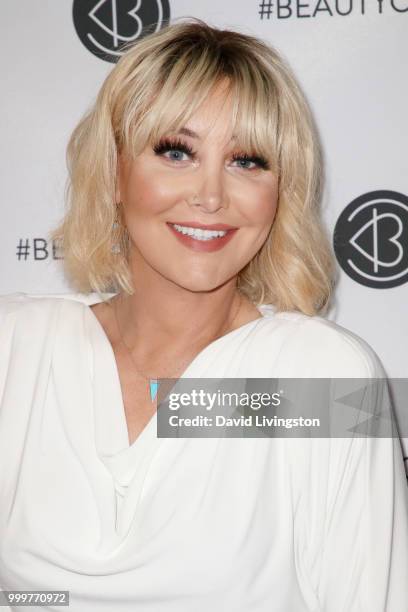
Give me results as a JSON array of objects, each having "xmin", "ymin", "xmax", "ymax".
[
  {"xmin": 170, "ymin": 223, "xmax": 227, "ymax": 241},
  {"xmin": 166, "ymin": 222, "xmax": 238, "ymax": 253}
]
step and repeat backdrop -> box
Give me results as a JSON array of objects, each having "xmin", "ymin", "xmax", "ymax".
[{"xmin": 1, "ymin": 1, "xmax": 407, "ymax": 469}]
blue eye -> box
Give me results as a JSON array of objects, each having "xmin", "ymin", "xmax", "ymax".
[
  {"xmin": 231, "ymin": 153, "xmax": 270, "ymax": 170},
  {"xmin": 152, "ymin": 138, "xmax": 270, "ymax": 171},
  {"xmin": 153, "ymin": 138, "xmax": 195, "ymax": 162}
]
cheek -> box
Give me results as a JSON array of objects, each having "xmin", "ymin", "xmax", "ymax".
[
  {"xmin": 123, "ymin": 166, "xmax": 184, "ymax": 216},
  {"xmin": 259, "ymin": 192, "xmax": 278, "ymax": 225},
  {"xmin": 240, "ymin": 181, "xmax": 279, "ymax": 227}
]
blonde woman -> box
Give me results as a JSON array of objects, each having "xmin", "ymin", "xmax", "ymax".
[{"xmin": 0, "ymin": 19, "xmax": 407, "ymax": 612}]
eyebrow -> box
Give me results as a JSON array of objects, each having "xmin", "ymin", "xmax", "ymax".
[{"xmin": 176, "ymin": 127, "xmax": 237, "ymax": 141}]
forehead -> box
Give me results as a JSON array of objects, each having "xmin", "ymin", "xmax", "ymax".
[
  {"xmin": 124, "ymin": 74, "xmax": 278, "ymax": 164},
  {"xmin": 175, "ymin": 89, "xmax": 235, "ymax": 143}
]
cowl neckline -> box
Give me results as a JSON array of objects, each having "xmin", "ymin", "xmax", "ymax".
[
  {"xmin": 84, "ymin": 297, "xmax": 272, "ymax": 462},
  {"xmin": 53, "ymin": 295, "xmax": 276, "ymax": 550}
]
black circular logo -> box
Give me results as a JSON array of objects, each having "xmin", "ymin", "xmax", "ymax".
[
  {"xmin": 72, "ymin": 0, "xmax": 171, "ymax": 63},
  {"xmin": 333, "ymin": 190, "xmax": 408, "ymax": 289}
]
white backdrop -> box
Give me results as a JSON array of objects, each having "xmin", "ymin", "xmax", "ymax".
[{"xmin": 1, "ymin": 1, "xmax": 407, "ymax": 469}]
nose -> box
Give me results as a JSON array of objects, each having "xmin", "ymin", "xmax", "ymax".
[{"xmin": 189, "ymin": 162, "xmax": 229, "ymax": 213}]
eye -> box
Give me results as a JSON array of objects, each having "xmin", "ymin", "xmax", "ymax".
[
  {"xmin": 153, "ymin": 138, "xmax": 196, "ymax": 162},
  {"xmin": 152, "ymin": 139, "xmax": 270, "ymax": 171},
  {"xmin": 231, "ymin": 152, "xmax": 270, "ymax": 171}
]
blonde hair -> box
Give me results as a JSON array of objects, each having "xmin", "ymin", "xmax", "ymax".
[{"xmin": 50, "ymin": 18, "xmax": 336, "ymax": 315}]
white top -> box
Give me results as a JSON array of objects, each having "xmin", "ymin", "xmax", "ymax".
[{"xmin": 0, "ymin": 292, "xmax": 407, "ymax": 612}]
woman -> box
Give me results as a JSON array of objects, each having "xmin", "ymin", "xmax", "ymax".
[{"xmin": 0, "ymin": 19, "xmax": 407, "ymax": 612}]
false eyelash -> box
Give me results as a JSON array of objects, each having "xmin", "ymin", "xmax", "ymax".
[
  {"xmin": 152, "ymin": 137, "xmax": 270, "ymax": 170},
  {"xmin": 231, "ymin": 152, "xmax": 270, "ymax": 170},
  {"xmin": 152, "ymin": 137, "xmax": 195, "ymax": 158}
]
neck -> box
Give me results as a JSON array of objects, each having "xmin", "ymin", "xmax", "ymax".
[
  {"xmin": 111, "ymin": 262, "xmax": 246, "ymax": 358},
  {"xmin": 115, "ymin": 284, "xmax": 241, "ymax": 351}
]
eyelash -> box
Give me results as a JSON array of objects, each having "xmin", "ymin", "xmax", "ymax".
[{"xmin": 152, "ymin": 138, "xmax": 270, "ymax": 170}]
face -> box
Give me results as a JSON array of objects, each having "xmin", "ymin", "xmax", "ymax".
[{"xmin": 116, "ymin": 83, "xmax": 279, "ymax": 294}]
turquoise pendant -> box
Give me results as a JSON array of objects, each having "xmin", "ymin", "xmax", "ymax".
[{"xmin": 149, "ymin": 379, "xmax": 158, "ymax": 402}]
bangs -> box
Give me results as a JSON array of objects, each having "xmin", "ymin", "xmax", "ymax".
[{"xmin": 119, "ymin": 44, "xmax": 280, "ymax": 172}]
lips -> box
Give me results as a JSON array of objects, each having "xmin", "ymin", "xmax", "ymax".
[
  {"xmin": 166, "ymin": 222, "xmax": 238, "ymax": 253},
  {"xmin": 167, "ymin": 221, "xmax": 238, "ymax": 230}
]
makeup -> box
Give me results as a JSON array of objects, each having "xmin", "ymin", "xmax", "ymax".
[{"xmin": 166, "ymin": 222, "xmax": 238, "ymax": 252}]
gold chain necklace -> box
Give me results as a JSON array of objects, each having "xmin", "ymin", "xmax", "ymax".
[{"xmin": 113, "ymin": 293, "xmax": 243, "ymax": 402}]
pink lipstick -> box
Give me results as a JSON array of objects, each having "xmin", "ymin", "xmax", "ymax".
[{"xmin": 166, "ymin": 221, "xmax": 238, "ymax": 253}]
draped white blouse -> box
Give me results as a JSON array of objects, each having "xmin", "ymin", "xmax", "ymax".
[{"xmin": 0, "ymin": 292, "xmax": 407, "ymax": 612}]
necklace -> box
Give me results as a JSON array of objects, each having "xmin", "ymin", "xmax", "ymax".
[{"xmin": 113, "ymin": 293, "xmax": 244, "ymax": 402}]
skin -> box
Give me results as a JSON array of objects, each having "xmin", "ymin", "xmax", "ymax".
[{"xmin": 90, "ymin": 82, "xmax": 279, "ymax": 441}]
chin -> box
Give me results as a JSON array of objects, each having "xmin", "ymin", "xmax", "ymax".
[{"xmin": 170, "ymin": 275, "xmax": 227, "ymax": 294}]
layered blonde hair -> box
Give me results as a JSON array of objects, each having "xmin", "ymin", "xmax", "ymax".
[{"xmin": 50, "ymin": 18, "xmax": 336, "ymax": 315}]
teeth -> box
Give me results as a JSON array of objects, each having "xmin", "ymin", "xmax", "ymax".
[{"xmin": 171, "ymin": 223, "xmax": 228, "ymax": 241}]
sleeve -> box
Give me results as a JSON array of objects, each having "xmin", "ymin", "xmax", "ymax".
[
  {"xmin": 309, "ymin": 336, "xmax": 408, "ymax": 611},
  {"xmin": 0, "ymin": 292, "xmax": 28, "ymax": 320},
  {"xmin": 0, "ymin": 291, "xmax": 56, "ymax": 421},
  {"xmin": 0, "ymin": 293, "xmax": 28, "ymax": 381},
  {"xmin": 0, "ymin": 293, "xmax": 28, "ymax": 602}
]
